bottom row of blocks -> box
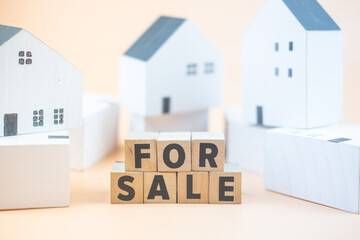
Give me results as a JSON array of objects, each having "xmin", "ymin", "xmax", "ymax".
[{"xmin": 111, "ymin": 162, "xmax": 241, "ymax": 204}]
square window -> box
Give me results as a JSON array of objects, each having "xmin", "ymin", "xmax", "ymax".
[
  {"xmin": 39, "ymin": 121, "xmax": 44, "ymax": 126},
  {"xmin": 39, "ymin": 116, "xmax": 43, "ymax": 121},
  {"xmin": 59, "ymin": 119, "xmax": 64, "ymax": 124},
  {"xmin": 59, "ymin": 114, "xmax": 64, "ymax": 119},
  {"xmin": 59, "ymin": 108, "xmax": 64, "ymax": 113},
  {"xmin": 289, "ymin": 42, "xmax": 293, "ymax": 51},
  {"xmin": 54, "ymin": 109, "xmax": 58, "ymax": 114},
  {"xmin": 288, "ymin": 68, "xmax": 293, "ymax": 78},
  {"xmin": 39, "ymin": 110, "xmax": 43, "ymax": 115},
  {"xmin": 33, "ymin": 110, "xmax": 38, "ymax": 115},
  {"xmin": 33, "ymin": 122, "xmax": 38, "ymax": 127},
  {"xmin": 26, "ymin": 51, "xmax": 32, "ymax": 57},
  {"xmin": 26, "ymin": 59, "xmax": 32, "ymax": 65},
  {"xmin": 19, "ymin": 51, "xmax": 25, "ymax": 57},
  {"xmin": 275, "ymin": 42, "xmax": 279, "ymax": 52},
  {"xmin": 205, "ymin": 62, "xmax": 214, "ymax": 74},
  {"xmin": 275, "ymin": 67, "xmax": 279, "ymax": 76},
  {"xmin": 19, "ymin": 58, "xmax": 24, "ymax": 65},
  {"xmin": 54, "ymin": 120, "xmax": 58, "ymax": 125},
  {"xmin": 187, "ymin": 64, "xmax": 197, "ymax": 76},
  {"xmin": 33, "ymin": 116, "xmax": 38, "ymax": 121},
  {"xmin": 54, "ymin": 115, "xmax": 58, "ymax": 119}
]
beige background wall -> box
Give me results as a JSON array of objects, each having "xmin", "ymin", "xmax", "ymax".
[{"xmin": 0, "ymin": 0, "xmax": 359, "ymax": 123}]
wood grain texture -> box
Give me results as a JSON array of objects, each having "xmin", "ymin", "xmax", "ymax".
[
  {"xmin": 157, "ymin": 132, "xmax": 191, "ymax": 172},
  {"xmin": 144, "ymin": 172, "xmax": 177, "ymax": 203},
  {"xmin": 265, "ymin": 126, "xmax": 360, "ymax": 213},
  {"xmin": 125, "ymin": 132, "xmax": 158, "ymax": 172},
  {"xmin": 177, "ymin": 172, "xmax": 209, "ymax": 203},
  {"xmin": 191, "ymin": 132, "xmax": 225, "ymax": 171},
  {"xmin": 111, "ymin": 162, "xmax": 143, "ymax": 204}
]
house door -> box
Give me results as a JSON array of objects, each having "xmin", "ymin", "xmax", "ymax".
[
  {"xmin": 256, "ymin": 106, "xmax": 263, "ymax": 126},
  {"xmin": 4, "ymin": 113, "xmax": 18, "ymax": 136},
  {"xmin": 162, "ymin": 97, "xmax": 171, "ymax": 114}
]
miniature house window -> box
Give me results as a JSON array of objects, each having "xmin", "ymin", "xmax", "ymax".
[
  {"xmin": 18, "ymin": 51, "xmax": 32, "ymax": 65},
  {"xmin": 33, "ymin": 109, "xmax": 44, "ymax": 127},
  {"xmin": 205, "ymin": 63, "xmax": 214, "ymax": 74},
  {"xmin": 289, "ymin": 42, "xmax": 293, "ymax": 51},
  {"xmin": 275, "ymin": 42, "xmax": 279, "ymax": 52},
  {"xmin": 288, "ymin": 68, "xmax": 293, "ymax": 78},
  {"xmin": 187, "ymin": 64, "xmax": 197, "ymax": 76},
  {"xmin": 54, "ymin": 108, "xmax": 64, "ymax": 125},
  {"xmin": 275, "ymin": 67, "xmax": 279, "ymax": 77}
]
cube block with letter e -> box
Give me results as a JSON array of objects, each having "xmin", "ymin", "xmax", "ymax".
[
  {"xmin": 209, "ymin": 163, "xmax": 242, "ymax": 204},
  {"xmin": 125, "ymin": 132, "xmax": 159, "ymax": 172},
  {"xmin": 157, "ymin": 132, "xmax": 191, "ymax": 172},
  {"xmin": 177, "ymin": 172, "xmax": 209, "ymax": 203},
  {"xmin": 111, "ymin": 161, "xmax": 144, "ymax": 204},
  {"xmin": 144, "ymin": 172, "xmax": 177, "ymax": 203},
  {"xmin": 191, "ymin": 132, "xmax": 225, "ymax": 171}
]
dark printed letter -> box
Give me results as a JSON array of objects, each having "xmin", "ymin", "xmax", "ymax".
[
  {"xmin": 134, "ymin": 144, "xmax": 150, "ymax": 168},
  {"xmin": 199, "ymin": 143, "xmax": 218, "ymax": 168},
  {"xmin": 163, "ymin": 144, "xmax": 185, "ymax": 169},
  {"xmin": 118, "ymin": 175, "xmax": 135, "ymax": 201}
]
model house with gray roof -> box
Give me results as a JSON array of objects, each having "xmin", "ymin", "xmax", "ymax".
[
  {"xmin": 0, "ymin": 24, "xmax": 83, "ymax": 137},
  {"xmin": 120, "ymin": 16, "xmax": 224, "ymax": 131},
  {"xmin": 242, "ymin": 0, "xmax": 342, "ymax": 129}
]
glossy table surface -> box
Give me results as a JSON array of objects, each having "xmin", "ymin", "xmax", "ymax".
[{"xmin": 0, "ymin": 147, "xmax": 359, "ymax": 240}]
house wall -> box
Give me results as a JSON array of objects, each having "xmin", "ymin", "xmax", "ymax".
[
  {"xmin": 242, "ymin": 0, "xmax": 308, "ymax": 128},
  {"xmin": 0, "ymin": 30, "xmax": 83, "ymax": 137},
  {"xmin": 119, "ymin": 55, "xmax": 147, "ymax": 115},
  {"xmin": 145, "ymin": 20, "xmax": 224, "ymax": 116},
  {"xmin": 307, "ymin": 30, "xmax": 343, "ymax": 128}
]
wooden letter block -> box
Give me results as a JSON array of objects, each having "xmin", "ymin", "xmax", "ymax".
[
  {"xmin": 111, "ymin": 161, "xmax": 143, "ymax": 204},
  {"xmin": 157, "ymin": 132, "xmax": 191, "ymax": 172},
  {"xmin": 178, "ymin": 172, "xmax": 209, "ymax": 203},
  {"xmin": 144, "ymin": 172, "xmax": 177, "ymax": 203},
  {"xmin": 125, "ymin": 132, "xmax": 159, "ymax": 172},
  {"xmin": 209, "ymin": 163, "xmax": 241, "ymax": 204},
  {"xmin": 191, "ymin": 132, "xmax": 225, "ymax": 171}
]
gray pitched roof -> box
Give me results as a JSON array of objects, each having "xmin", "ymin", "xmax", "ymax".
[
  {"xmin": 0, "ymin": 24, "xmax": 22, "ymax": 46},
  {"xmin": 124, "ymin": 16, "xmax": 186, "ymax": 61},
  {"xmin": 282, "ymin": 0, "xmax": 340, "ymax": 31}
]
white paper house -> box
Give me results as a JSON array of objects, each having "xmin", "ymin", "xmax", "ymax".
[
  {"xmin": 243, "ymin": 0, "xmax": 342, "ymax": 129},
  {"xmin": 0, "ymin": 24, "xmax": 83, "ymax": 137},
  {"xmin": 120, "ymin": 16, "xmax": 224, "ymax": 121}
]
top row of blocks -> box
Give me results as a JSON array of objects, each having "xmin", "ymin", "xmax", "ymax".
[{"xmin": 125, "ymin": 132, "xmax": 225, "ymax": 172}]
